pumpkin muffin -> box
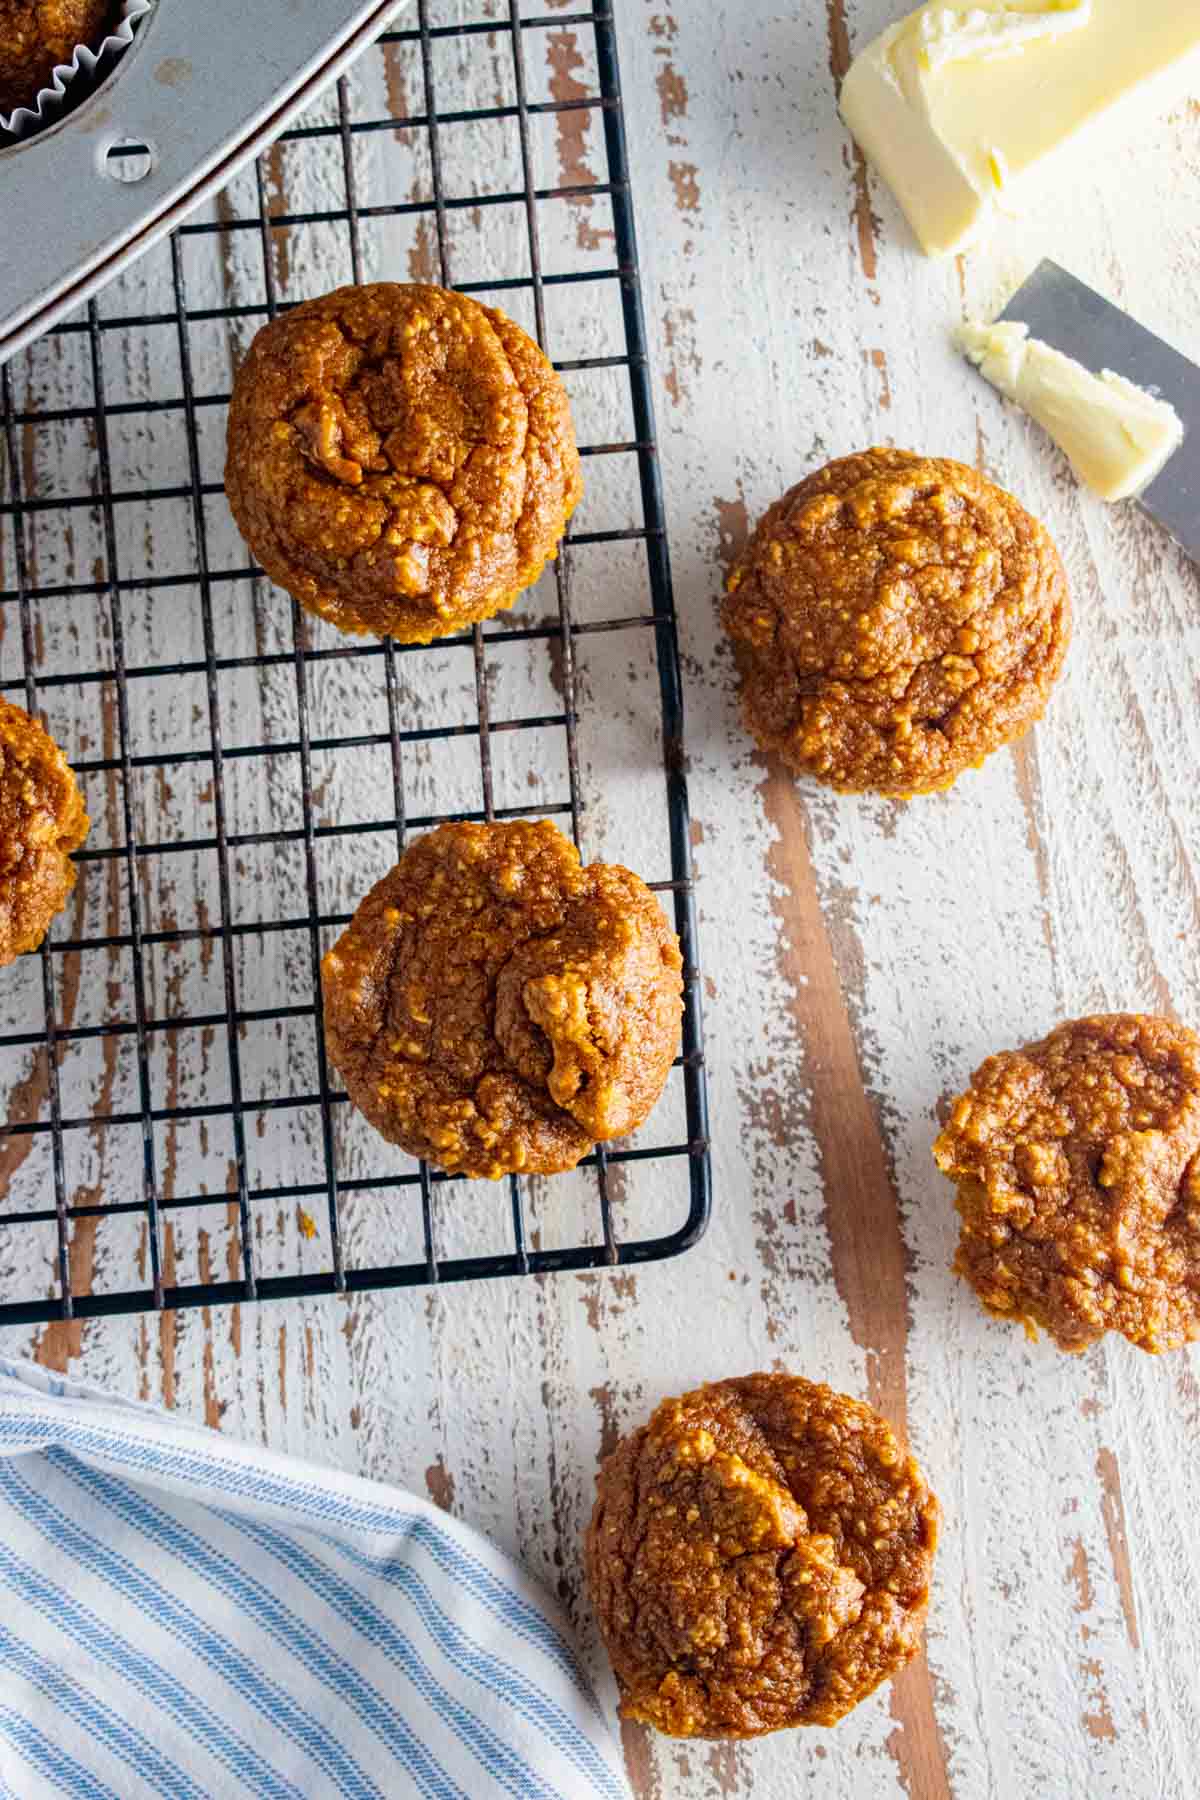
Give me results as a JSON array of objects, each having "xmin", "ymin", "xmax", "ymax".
[
  {"xmin": 322, "ymin": 819, "xmax": 682, "ymax": 1178},
  {"xmin": 935, "ymin": 1013, "xmax": 1200, "ymax": 1354},
  {"xmin": 225, "ymin": 282, "xmax": 582, "ymax": 643},
  {"xmin": 0, "ymin": 1, "xmax": 118, "ymax": 115},
  {"xmin": 585, "ymin": 1373, "xmax": 938, "ymax": 1739},
  {"xmin": 722, "ymin": 448, "xmax": 1070, "ymax": 796},
  {"xmin": 0, "ymin": 697, "xmax": 89, "ymax": 966}
]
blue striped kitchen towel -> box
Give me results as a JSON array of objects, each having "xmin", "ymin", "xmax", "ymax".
[{"xmin": 0, "ymin": 1357, "xmax": 629, "ymax": 1800}]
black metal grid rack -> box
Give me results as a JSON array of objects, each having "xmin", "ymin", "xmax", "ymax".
[{"xmin": 0, "ymin": 0, "xmax": 709, "ymax": 1328}]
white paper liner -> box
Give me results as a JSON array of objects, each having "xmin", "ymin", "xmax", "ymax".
[{"xmin": 1, "ymin": 0, "xmax": 153, "ymax": 139}]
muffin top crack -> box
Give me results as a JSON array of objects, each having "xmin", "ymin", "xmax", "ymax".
[
  {"xmin": 322, "ymin": 819, "xmax": 682, "ymax": 1178},
  {"xmin": 585, "ymin": 1373, "xmax": 938, "ymax": 1738}
]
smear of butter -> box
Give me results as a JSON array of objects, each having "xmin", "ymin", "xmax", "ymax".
[
  {"xmin": 840, "ymin": 1, "xmax": 1200, "ymax": 256},
  {"xmin": 958, "ymin": 320, "xmax": 1184, "ymax": 501},
  {"xmin": 916, "ymin": 2, "xmax": 1092, "ymax": 75}
]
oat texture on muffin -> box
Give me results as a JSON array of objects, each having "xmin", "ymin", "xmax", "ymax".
[
  {"xmin": 585, "ymin": 1373, "xmax": 938, "ymax": 1739},
  {"xmin": 0, "ymin": 0, "xmax": 117, "ymax": 115},
  {"xmin": 322, "ymin": 819, "xmax": 682, "ymax": 1179},
  {"xmin": 722, "ymin": 447, "xmax": 1070, "ymax": 796},
  {"xmin": 225, "ymin": 282, "xmax": 582, "ymax": 643},
  {"xmin": 935, "ymin": 1013, "xmax": 1200, "ymax": 1354},
  {"xmin": 0, "ymin": 697, "xmax": 89, "ymax": 966}
]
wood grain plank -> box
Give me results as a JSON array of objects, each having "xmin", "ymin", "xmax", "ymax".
[{"xmin": 760, "ymin": 763, "xmax": 949, "ymax": 1800}]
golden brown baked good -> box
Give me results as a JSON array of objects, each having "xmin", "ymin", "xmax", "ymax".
[
  {"xmin": 322, "ymin": 819, "xmax": 682, "ymax": 1178},
  {"xmin": 584, "ymin": 1373, "xmax": 938, "ymax": 1739},
  {"xmin": 0, "ymin": 697, "xmax": 89, "ymax": 965},
  {"xmin": 935, "ymin": 1013, "xmax": 1200, "ymax": 1354},
  {"xmin": 0, "ymin": 0, "xmax": 117, "ymax": 114},
  {"xmin": 225, "ymin": 282, "xmax": 582, "ymax": 643},
  {"xmin": 722, "ymin": 448, "xmax": 1070, "ymax": 796}
]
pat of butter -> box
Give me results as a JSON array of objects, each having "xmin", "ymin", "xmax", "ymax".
[
  {"xmin": 958, "ymin": 320, "xmax": 1184, "ymax": 500},
  {"xmin": 841, "ymin": 2, "xmax": 1200, "ymax": 257}
]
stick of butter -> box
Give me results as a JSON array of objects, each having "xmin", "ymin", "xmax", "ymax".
[
  {"xmin": 841, "ymin": 2, "xmax": 1200, "ymax": 257},
  {"xmin": 958, "ymin": 320, "xmax": 1184, "ymax": 500}
]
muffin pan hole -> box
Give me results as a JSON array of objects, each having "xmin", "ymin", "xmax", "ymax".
[{"xmin": 101, "ymin": 139, "xmax": 155, "ymax": 183}]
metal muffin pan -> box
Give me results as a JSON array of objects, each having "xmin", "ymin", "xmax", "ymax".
[{"xmin": 0, "ymin": 0, "xmax": 407, "ymax": 362}]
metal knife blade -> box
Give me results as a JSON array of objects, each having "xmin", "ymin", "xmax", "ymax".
[{"xmin": 992, "ymin": 259, "xmax": 1200, "ymax": 563}]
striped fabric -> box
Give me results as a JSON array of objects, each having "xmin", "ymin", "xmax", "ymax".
[{"xmin": 0, "ymin": 1358, "xmax": 629, "ymax": 1800}]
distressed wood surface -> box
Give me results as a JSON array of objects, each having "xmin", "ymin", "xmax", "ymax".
[{"xmin": 3, "ymin": 2, "xmax": 1200, "ymax": 1796}]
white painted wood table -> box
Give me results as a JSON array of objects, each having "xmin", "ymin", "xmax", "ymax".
[{"xmin": 3, "ymin": 2, "xmax": 1199, "ymax": 1796}]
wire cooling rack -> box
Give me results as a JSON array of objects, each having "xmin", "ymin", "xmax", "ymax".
[{"xmin": 0, "ymin": 0, "xmax": 710, "ymax": 1327}]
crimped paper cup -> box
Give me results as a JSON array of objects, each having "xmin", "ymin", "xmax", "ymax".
[{"xmin": 1, "ymin": 0, "xmax": 152, "ymax": 140}]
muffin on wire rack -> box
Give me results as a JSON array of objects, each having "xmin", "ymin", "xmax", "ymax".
[
  {"xmin": 322, "ymin": 819, "xmax": 682, "ymax": 1179},
  {"xmin": 0, "ymin": 697, "xmax": 89, "ymax": 967},
  {"xmin": 225, "ymin": 282, "xmax": 583, "ymax": 644}
]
